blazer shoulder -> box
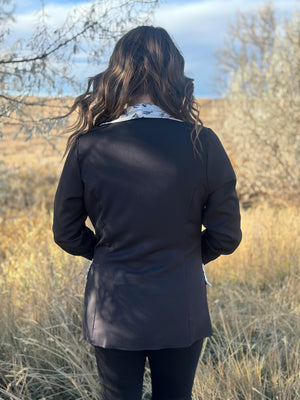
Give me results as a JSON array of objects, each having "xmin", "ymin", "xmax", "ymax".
[
  {"xmin": 78, "ymin": 125, "xmax": 109, "ymax": 140},
  {"xmin": 75, "ymin": 125, "xmax": 112, "ymax": 151},
  {"xmin": 198, "ymin": 126, "xmax": 219, "ymax": 142}
]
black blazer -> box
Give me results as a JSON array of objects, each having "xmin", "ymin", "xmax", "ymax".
[{"xmin": 53, "ymin": 119, "xmax": 242, "ymax": 350}]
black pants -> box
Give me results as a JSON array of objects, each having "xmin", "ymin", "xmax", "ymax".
[{"xmin": 94, "ymin": 339, "xmax": 203, "ymax": 400}]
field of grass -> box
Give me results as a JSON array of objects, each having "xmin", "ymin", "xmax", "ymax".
[{"xmin": 0, "ymin": 100, "xmax": 299, "ymax": 399}]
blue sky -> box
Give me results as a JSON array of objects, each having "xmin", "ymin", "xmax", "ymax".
[{"xmin": 11, "ymin": 0, "xmax": 298, "ymax": 98}]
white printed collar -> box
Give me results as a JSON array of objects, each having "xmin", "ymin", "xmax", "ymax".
[{"xmin": 103, "ymin": 103, "xmax": 183, "ymax": 124}]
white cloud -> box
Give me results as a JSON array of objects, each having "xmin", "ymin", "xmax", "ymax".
[
  {"xmin": 10, "ymin": 0, "xmax": 123, "ymax": 42},
  {"xmin": 12, "ymin": 2, "xmax": 91, "ymax": 35},
  {"xmin": 154, "ymin": 0, "xmax": 296, "ymax": 46},
  {"xmin": 153, "ymin": 0, "xmax": 298, "ymax": 96}
]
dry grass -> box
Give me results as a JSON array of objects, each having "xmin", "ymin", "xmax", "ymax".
[
  {"xmin": 194, "ymin": 205, "xmax": 300, "ymax": 400},
  {"xmin": 1, "ymin": 204, "xmax": 298, "ymax": 400},
  {"xmin": 0, "ymin": 99, "xmax": 299, "ymax": 399}
]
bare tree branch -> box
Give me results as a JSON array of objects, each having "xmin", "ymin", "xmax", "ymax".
[
  {"xmin": 0, "ymin": 0, "xmax": 160, "ymax": 139},
  {"xmin": 215, "ymin": 3, "xmax": 300, "ymax": 204}
]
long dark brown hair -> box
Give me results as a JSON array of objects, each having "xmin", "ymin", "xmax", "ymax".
[{"xmin": 62, "ymin": 26, "xmax": 203, "ymax": 156}]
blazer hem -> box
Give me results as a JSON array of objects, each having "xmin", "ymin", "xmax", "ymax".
[{"xmin": 83, "ymin": 331, "xmax": 213, "ymax": 351}]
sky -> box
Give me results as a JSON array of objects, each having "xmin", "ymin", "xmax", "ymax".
[{"xmin": 9, "ymin": 0, "xmax": 298, "ymax": 98}]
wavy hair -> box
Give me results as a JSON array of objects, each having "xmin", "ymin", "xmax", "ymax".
[{"xmin": 62, "ymin": 26, "xmax": 203, "ymax": 156}]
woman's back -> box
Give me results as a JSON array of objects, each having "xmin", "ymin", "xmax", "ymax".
[
  {"xmin": 52, "ymin": 25, "xmax": 242, "ymax": 399},
  {"xmin": 80, "ymin": 118, "xmax": 202, "ymax": 263},
  {"xmin": 53, "ymin": 113, "xmax": 241, "ymax": 350}
]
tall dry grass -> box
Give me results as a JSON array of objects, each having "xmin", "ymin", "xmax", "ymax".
[
  {"xmin": 0, "ymin": 193, "xmax": 299, "ymax": 399},
  {"xmin": 195, "ymin": 205, "xmax": 299, "ymax": 400}
]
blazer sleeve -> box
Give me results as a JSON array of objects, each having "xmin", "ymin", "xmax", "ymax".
[
  {"xmin": 52, "ymin": 139, "xmax": 97, "ymax": 260},
  {"xmin": 201, "ymin": 129, "xmax": 242, "ymax": 264}
]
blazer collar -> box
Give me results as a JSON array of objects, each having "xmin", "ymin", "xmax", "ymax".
[{"xmin": 103, "ymin": 103, "xmax": 183, "ymax": 124}]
